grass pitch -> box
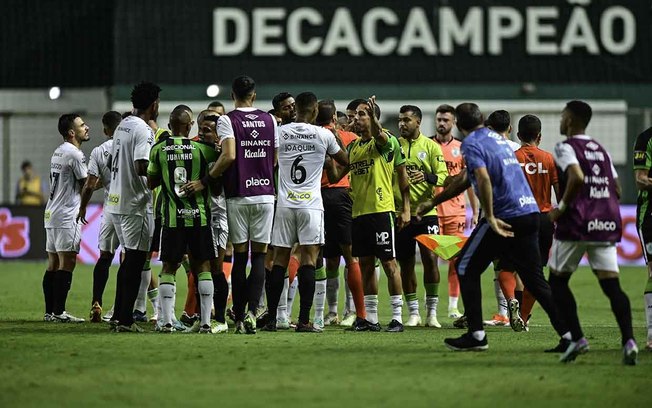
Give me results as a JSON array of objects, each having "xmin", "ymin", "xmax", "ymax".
[{"xmin": 0, "ymin": 261, "xmax": 649, "ymax": 407}]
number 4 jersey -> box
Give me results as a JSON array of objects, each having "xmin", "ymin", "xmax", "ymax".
[
  {"xmin": 277, "ymin": 123, "xmax": 341, "ymax": 210},
  {"xmin": 44, "ymin": 142, "xmax": 88, "ymax": 228}
]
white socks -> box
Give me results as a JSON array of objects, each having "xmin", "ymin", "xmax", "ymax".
[
  {"xmin": 472, "ymin": 330, "xmax": 486, "ymax": 341},
  {"xmin": 406, "ymin": 297, "xmax": 419, "ymax": 316},
  {"xmin": 449, "ymin": 296, "xmax": 459, "ymax": 310},
  {"xmin": 159, "ymin": 282, "xmax": 176, "ymax": 326},
  {"xmin": 287, "ymin": 277, "xmax": 298, "ymax": 318},
  {"xmin": 134, "ymin": 267, "xmax": 152, "ymax": 313},
  {"xmin": 426, "ymin": 295, "xmax": 438, "ymax": 317},
  {"xmin": 277, "ymin": 277, "xmax": 289, "ymax": 320},
  {"xmin": 364, "ymin": 295, "xmax": 379, "ymax": 324},
  {"xmin": 147, "ymin": 288, "xmax": 159, "ymax": 316},
  {"xmin": 314, "ymin": 280, "xmax": 326, "ymax": 323},
  {"xmin": 326, "ymin": 277, "xmax": 339, "ymax": 315},
  {"xmin": 198, "ymin": 272, "xmax": 214, "ymax": 326},
  {"xmin": 390, "ymin": 295, "xmax": 403, "ymax": 324},
  {"xmin": 494, "ymin": 279, "xmax": 508, "ymax": 317}
]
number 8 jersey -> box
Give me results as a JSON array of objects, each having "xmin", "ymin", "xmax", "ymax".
[
  {"xmin": 277, "ymin": 123, "xmax": 341, "ymax": 210},
  {"xmin": 44, "ymin": 142, "xmax": 87, "ymax": 228}
]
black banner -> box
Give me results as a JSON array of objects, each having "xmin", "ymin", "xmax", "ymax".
[
  {"xmin": 114, "ymin": 0, "xmax": 650, "ymax": 84},
  {"xmin": 0, "ymin": 206, "xmax": 45, "ymax": 260}
]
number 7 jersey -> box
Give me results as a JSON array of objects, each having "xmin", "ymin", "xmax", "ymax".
[
  {"xmin": 44, "ymin": 142, "xmax": 87, "ymax": 228},
  {"xmin": 277, "ymin": 123, "xmax": 341, "ymax": 210}
]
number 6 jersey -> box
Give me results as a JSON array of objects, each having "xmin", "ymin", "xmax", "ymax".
[
  {"xmin": 277, "ymin": 123, "xmax": 340, "ymax": 210},
  {"xmin": 44, "ymin": 142, "xmax": 87, "ymax": 228}
]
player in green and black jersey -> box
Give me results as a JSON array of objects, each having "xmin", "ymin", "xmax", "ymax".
[
  {"xmin": 147, "ymin": 106, "xmax": 220, "ymax": 333},
  {"xmin": 633, "ymin": 126, "xmax": 652, "ymax": 350}
]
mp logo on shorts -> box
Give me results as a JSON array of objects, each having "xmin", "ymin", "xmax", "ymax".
[
  {"xmin": 427, "ymin": 225, "xmax": 440, "ymax": 235},
  {"xmin": 376, "ymin": 231, "xmax": 390, "ymax": 245}
]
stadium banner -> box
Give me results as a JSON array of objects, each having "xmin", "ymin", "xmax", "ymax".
[
  {"xmin": 114, "ymin": 0, "xmax": 650, "ymax": 84},
  {"xmin": 0, "ymin": 204, "xmax": 646, "ymax": 266}
]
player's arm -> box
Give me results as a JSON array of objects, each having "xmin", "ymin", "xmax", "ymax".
[
  {"xmin": 467, "ymin": 186, "xmax": 479, "ymax": 227},
  {"xmin": 633, "ymin": 133, "xmax": 652, "ymax": 191},
  {"xmin": 367, "ymin": 96, "xmax": 388, "ymax": 146},
  {"xmin": 550, "ymin": 163, "xmax": 583, "ymax": 222},
  {"xmin": 77, "ymin": 174, "xmax": 99, "ymax": 224},
  {"xmin": 325, "ymin": 156, "xmax": 350, "ymax": 184},
  {"xmin": 634, "ymin": 169, "xmax": 652, "ymax": 191},
  {"xmin": 474, "ymin": 167, "xmax": 513, "ymax": 237},
  {"xmin": 396, "ymin": 164, "xmax": 411, "ymax": 229},
  {"xmin": 416, "ymin": 170, "xmax": 471, "ymax": 218},
  {"xmin": 146, "ymin": 146, "xmax": 161, "ymax": 190}
]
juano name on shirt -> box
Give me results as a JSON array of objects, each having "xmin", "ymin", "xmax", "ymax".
[
  {"xmin": 242, "ymin": 120, "xmax": 266, "ymax": 128},
  {"xmin": 167, "ymin": 153, "xmax": 193, "ymax": 161},
  {"xmin": 350, "ymin": 159, "xmax": 374, "ymax": 175}
]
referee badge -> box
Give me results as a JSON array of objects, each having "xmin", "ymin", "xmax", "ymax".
[{"xmin": 452, "ymin": 148, "xmax": 460, "ymax": 157}]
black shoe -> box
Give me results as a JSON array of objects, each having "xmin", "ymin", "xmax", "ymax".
[
  {"xmin": 226, "ymin": 308, "xmax": 236, "ymax": 323},
  {"xmin": 444, "ymin": 332, "xmax": 488, "ymax": 351},
  {"xmin": 256, "ymin": 311, "xmax": 270, "ymax": 329},
  {"xmin": 385, "ymin": 319, "xmax": 404, "ymax": 332},
  {"xmin": 453, "ymin": 314, "xmax": 468, "ymax": 329},
  {"xmin": 260, "ymin": 320, "xmax": 277, "ymax": 332},
  {"xmin": 133, "ymin": 310, "xmax": 148, "ymax": 323},
  {"xmin": 295, "ymin": 322, "xmax": 321, "ymax": 333},
  {"xmin": 347, "ymin": 317, "xmax": 369, "ymax": 332},
  {"xmin": 544, "ymin": 338, "xmax": 571, "ymax": 353},
  {"xmin": 367, "ymin": 321, "xmax": 382, "ymax": 332}
]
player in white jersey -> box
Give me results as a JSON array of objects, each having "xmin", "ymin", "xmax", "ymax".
[
  {"xmin": 263, "ymin": 92, "xmax": 349, "ymax": 333},
  {"xmin": 43, "ymin": 113, "xmax": 90, "ymax": 323},
  {"xmin": 105, "ymin": 81, "xmax": 160, "ymax": 332},
  {"xmin": 77, "ymin": 111, "xmax": 122, "ymax": 322}
]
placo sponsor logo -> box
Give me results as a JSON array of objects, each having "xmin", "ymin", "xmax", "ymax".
[
  {"xmin": 245, "ymin": 177, "xmax": 270, "ymax": 188},
  {"xmin": 287, "ymin": 191, "xmax": 312, "ymax": 200},
  {"xmin": 519, "ymin": 195, "xmax": 537, "ymax": 207},
  {"xmin": 587, "ymin": 219, "xmax": 617, "ymax": 232},
  {"xmin": 107, "ymin": 194, "xmax": 120, "ymax": 204}
]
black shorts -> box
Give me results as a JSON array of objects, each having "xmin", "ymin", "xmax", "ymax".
[
  {"xmin": 396, "ymin": 216, "xmax": 440, "ymax": 261},
  {"xmin": 496, "ymin": 212, "xmax": 553, "ymax": 270},
  {"xmin": 637, "ymin": 214, "xmax": 652, "ymax": 262},
  {"xmin": 160, "ymin": 225, "xmax": 218, "ymax": 264},
  {"xmin": 352, "ymin": 212, "xmax": 395, "ymax": 261},
  {"xmin": 150, "ymin": 217, "xmax": 162, "ymax": 253},
  {"xmin": 322, "ymin": 187, "xmax": 352, "ymax": 258}
]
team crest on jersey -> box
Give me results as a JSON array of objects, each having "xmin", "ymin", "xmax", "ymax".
[
  {"xmin": 417, "ymin": 151, "xmax": 427, "ymax": 161},
  {"xmin": 250, "ymin": 130, "xmax": 259, "ymax": 139},
  {"xmin": 103, "ymin": 151, "xmax": 109, "ymax": 157},
  {"xmin": 586, "ymin": 141, "xmax": 600, "ymax": 151},
  {"xmin": 592, "ymin": 164, "xmax": 601, "ymax": 175},
  {"xmin": 244, "ymin": 114, "xmax": 259, "ymax": 120},
  {"xmin": 452, "ymin": 148, "xmax": 460, "ymax": 157}
]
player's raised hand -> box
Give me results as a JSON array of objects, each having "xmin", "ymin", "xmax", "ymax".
[
  {"xmin": 367, "ymin": 95, "xmax": 382, "ymax": 137},
  {"xmin": 487, "ymin": 216, "xmax": 513, "ymax": 237}
]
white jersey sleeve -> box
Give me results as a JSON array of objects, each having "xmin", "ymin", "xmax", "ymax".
[
  {"xmin": 321, "ymin": 127, "xmax": 341, "ymax": 155},
  {"xmin": 44, "ymin": 143, "xmax": 86, "ymax": 228},
  {"xmin": 217, "ymin": 115, "xmax": 235, "ymax": 141},
  {"xmin": 88, "ymin": 147, "xmax": 101, "ymax": 178},
  {"xmin": 134, "ymin": 121, "xmax": 154, "ymax": 161},
  {"xmin": 553, "ymin": 142, "xmax": 578, "ymax": 172}
]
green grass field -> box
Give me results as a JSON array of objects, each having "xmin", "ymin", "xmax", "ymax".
[{"xmin": 0, "ymin": 261, "xmax": 649, "ymax": 407}]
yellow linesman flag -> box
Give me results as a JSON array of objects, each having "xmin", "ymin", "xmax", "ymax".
[{"xmin": 415, "ymin": 234, "xmax": 467, "ymax": 260}]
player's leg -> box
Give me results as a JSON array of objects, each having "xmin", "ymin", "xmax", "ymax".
[
  {"xmin": 548, "ymin": 239, "xmax": 586, "ymax": 360},
  {"xmin": 444, "ymin": 219, "xmax": 497, "ymax": 351},
  {"xmin": 115, "ymin": 213, "xmax": 152, "ymax": 331},
  {"xmin": 133, "ymin": 253, "xmax": 152, "ymax": 322},
  {"xmin": 521, "ymin": 212, "xmax": 554, "ymax": 327},
  {"xmin": 637, "ymin": 217, "xmax": 652, "ymax": 350},
  {"xmin": 324, "ymin": 256, "xmax": 341, "ymax": 324},
  {"xmin": 43, "ymin": 233, "xmax": 58, "ymax": 321},
  {"xmin": 341, "ymin": 244, "xmax": 365, "ymax": 324},
  {"xmin": 158, "ymin": 224, "xmax": 186, "ymax": 332},
  {"xmin": 350, "ymin": 213, "xmax": 379, "ymax": 331},
  {"xmin": 377, "ymin": 212, "xmax": 403, "ymax": 332},
  {"xmin": 210, "ymin": 215, "xmax": 229, "ymax": 333},
  {"xmin": 265, "ymin": 207, "xmax": 296, "ymax": 331},
  {"xmin": 52, "ymin": 223, "xmax": 83, "ymax": 323},
  {"xmin": 313, "ymin": 249, "xmax": 327, "ymax": 330},
  {"xmin": 91, "ymin": 213, "xmax": 118, "ymax": 321},
  {"xmin": 188, "ymin": 225, "xmax": 218, "ymax": 333},
  {"xmin": 226, "ymin": 200, "xmax": 251, "ymax": 332},
  {"xmin": 246, "ymin": 202, "xmax": 274, "ymax": 334},
  {"xmin": 397, "ymin": 222, "xmax": 419, "ymax": 326},
  {"xmin": 419, "ymin": 216, "xmax": 441, "ymax": 328},
  {"xmin": 589, "ymin": 245, "xmax": 637, "ymax": 364},
  {"xmin": 441, "ymin": 217, "xmax": 463, "ymax": 318}
]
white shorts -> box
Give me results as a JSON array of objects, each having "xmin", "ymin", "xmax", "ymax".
[
  {"xmin": 548, "ymin": 239, "xmax": 619, "ymax": 274},
  {"xmin": 226, "ymin": 201, "xmax": 274, "ymax": 245},
  {"xmin": 46, "ymin": 224, "xmax": 82, "ymax": 253},
  {"xmin": 212, "ymin": 213, "xmax": 229, "ymax": 250},
  {"xmin": 271, "ymin": 207, "xmax": 324, "ymax": 248},
  {"xmin": 109, "ymin": 212, "xmax": 154, "ymax": 252},
  {"xmin": 98, "ymin": 213, "xmax": 119, "ymax": 253}
]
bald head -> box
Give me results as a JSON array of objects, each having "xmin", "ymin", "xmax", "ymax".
[{"xmin": 169, "ymin": 105, "xmax": 193, "ymax": 137}]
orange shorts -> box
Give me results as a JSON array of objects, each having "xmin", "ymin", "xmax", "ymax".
[{"xmin": 438, "ymin": 216, "xmax": 466, "ymax": 238}]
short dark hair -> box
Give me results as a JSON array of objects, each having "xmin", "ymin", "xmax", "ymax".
[
  {"xmin": 347, "ymin": 99, "xmax": 367, "ymax": 112},
  {"xmin": 207, "ymin": 101, "xmax": 224, "ymax": 109},
  {"xmin": 485, "ymin": 110, "xmax": 511, "ymax": 133},
  {"xmin": 565, "ymin": 100, "xmax": 592, "ymax": 128},
  {"xmin": 131, "ymin": 81, "xmax": 161, "ymax": 110},
  {"xmin": 21, "ymin": 160, "xmax": 32, "ymax": 171},
  {"xmin": 102, "ymin": 111, "xmax": 122, "ymax": 134},
  {"xmin": 355, "ymin": 100, "xmax": 381, "ymax": 119},
  {"xmin": 174, "ymin": 104, "xmax": 192, "ymax": 114},
  {"xmin": 455, "ymin": 103, "xmax": 483, "ymax": 132},
  {"xmin": 272, "ymin": 92, "xmax": 293, "ymax": 111},
  {"xmin": 295, "ymin": 92, "xmax": 318, "ymax": 116},
  {"xmin": 232, "ymin": 75, "xmax": 256, "ymax": 100},
  {"xmin": 198, "ymin": 109, "xmax": 219, "ymax": 125},
  {"xmin": 316, "ymin": 100, "xmax": 336, "ymax": 126},
  {"xmin": 58, "ymin": 113, "xmax": 80, "ymax": 137},
  {"xmin": 336, "ymin": 111, "xmax": 347, "ymax": 119},
  {"xmin": 122, "ymin": 111, "xmax": 132, "ymax": 119},
  {"xmin": 436, "ymin": 104, "xmax": 456, "ymax": 116},
  {"xmin": 518, "ymin": 114, "xmax": 542, "ymax": 143},
  {"xmin": 399, "ymin": 105, "xmax": 422, "ymax": 120}
]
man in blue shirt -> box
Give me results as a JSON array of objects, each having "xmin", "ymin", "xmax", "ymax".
[{"xmin": 418, "ymin": 103, "xmax": 569, "ymax": 351}]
